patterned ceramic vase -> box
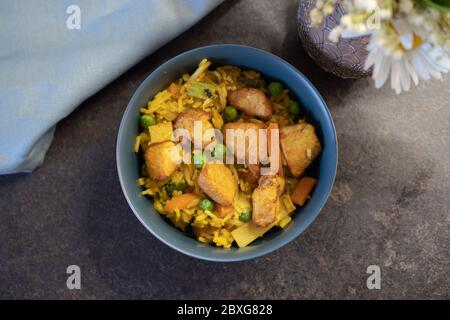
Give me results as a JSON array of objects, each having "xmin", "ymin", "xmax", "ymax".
[{"xmin": 297, "ymin": 0, "xmax": 371, "ymax": 79}]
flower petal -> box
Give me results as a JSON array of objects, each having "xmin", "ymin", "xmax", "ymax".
[
  {"xmin": 420, "ymin": 44, "xmax": 450, "ymax": 73},
  {"xmin": 400, "ymin": 59, "xmax": 411, "ymax": 92},
  {"xmin": 372, "ymin": 48, "xmax": 389, "ymax": 79},
  {"xmin": 418, "ymin": 49, "xmax": 442, "ymax": 79},
  {"xmin": 410, "ymin": 52, "xmax": 431, "ymax": 81},
  {"xmin": 391, "ymin": 59, "xmax": 402, "ymax": 94},
  {"xmin": 374, "ymin": 56, "xmax": 391, "ymax": 88},
  {"xmin": 405, "ymin": 57, "xmax": 419, "ymax": 86},
  {"xmin": 392, "ymin": 19, "xmax": 413, "ymax": 50},
  {"xmin": 341, "ymin": 29, "xmax": 372, "ymax": 38},
  {"xmin": 365, "ymin": 46, "xmax": 380, "ymax": 70}
]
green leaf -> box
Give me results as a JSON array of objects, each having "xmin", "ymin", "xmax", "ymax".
[{"xmin": 416, "ymin": 0, "xmax": 450, "ymax": 12}]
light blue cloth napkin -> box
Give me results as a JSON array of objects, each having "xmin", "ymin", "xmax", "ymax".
[{"xmin": 0, "ymin": 0, "xmax": 222, "ymax": 174}]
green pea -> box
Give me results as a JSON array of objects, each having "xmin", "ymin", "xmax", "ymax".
[
  {"xmin": 166, "ymin": 184, "xmax": 175, "ymax": 197},
  {"xmin": 289, "ymin": 100, "xmax": 301, "ymax": 115},
  {"xmin": 223, "ymin": 106, "xmax": 238, "ymax": 122},
  {"xmin": 213, "ymin": 144, "xmax": 226, "ymax": 160},
  {"xmin": 176, "ymin": 182, "xmax": 189, "ymax": 191},
  {"xmin": 239, "ymin": 211, "xmax": 252, "ymax": 222},
  {"xmin": 199, "ymin": 198, "xmax": 214, "ymax": 211},
  {"xmin": 140, "ymin": 115, "xmax": 156, "ymax": 128},
  {"xmin": 193, "ymin": 152, "xmax": 205, "ymax": 169},
  {"xmin": 268, "ymin": 82, "xmax": 283, "ymax": 97}
]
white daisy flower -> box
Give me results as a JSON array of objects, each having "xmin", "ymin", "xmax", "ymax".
[
  {"xmin": 312, "ymin": 0, "xmax": 450, "ymax": 93},
  {"xmin": 364, "ymin": 19, "xmax": 450, "ymax": 94}
]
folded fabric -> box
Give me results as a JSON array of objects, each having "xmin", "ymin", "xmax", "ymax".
[{"xmin": 0, "ymin": 0, "xmax": 222, "ymax": 174}]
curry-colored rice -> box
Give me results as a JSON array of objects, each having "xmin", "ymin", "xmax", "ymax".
[{"xmin": 135, "ymin": 59, "xmax": 305, "ymax": 248}]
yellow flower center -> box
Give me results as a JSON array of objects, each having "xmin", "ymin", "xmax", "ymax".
[
  {"xmin": 412, "ymin": 34, "xmax": 423, "ymax": 49},
  {"xmin": 400, "ymin": 34, "xmax": 423, "ymax": 51}
]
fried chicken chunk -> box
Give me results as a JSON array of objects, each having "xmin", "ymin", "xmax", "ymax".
[
  {"xmin": 198, "ymin": 163, "xmax": 237, "ymax": 206},
  {"xmin": 228, "ymin": 88, "xmax": 273, "ymax": 120},
  {"xmin": 252, "ymin": 175, "xmax": 285, "ymax": 227},
  {"xmin": 145, "ymin": 141, "xmax": 181, "ymax": 180},
  {"xmin": 279, "ymin": 123, "xmax": 322, "ymax": 177}
]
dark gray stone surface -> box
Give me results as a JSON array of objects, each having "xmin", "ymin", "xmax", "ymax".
[{"xmin": 0, "ymin": 0, "xmax": 449, "ymax": 299}]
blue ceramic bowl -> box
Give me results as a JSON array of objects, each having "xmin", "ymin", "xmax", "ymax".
[{"xmin": 116, "ymin": 45, "xmax": 337, "ymax": 262}]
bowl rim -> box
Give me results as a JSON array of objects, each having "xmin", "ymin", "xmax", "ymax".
[{"xmin": 116, "ymin": 44, "xmax": 338, "ymax": 262}]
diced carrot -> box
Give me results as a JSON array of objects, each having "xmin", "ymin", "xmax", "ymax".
[
  {"xmin": 213, "ymin": 203, "xmax": 234, "ymax": 218},
  {"xmin": 168, "ymin": 83, "xmax": 180, "ymax": 99},
  {"xmin": 164, "ymin": 193, "xmax": 201, "ymax": 213},
  {"xmin": 266, "ymin": 122, "xmax": 283, "ymax": 176},
  {"xmin": 290, "ymin": 177, "xmax": 317, "ymax": 206}
]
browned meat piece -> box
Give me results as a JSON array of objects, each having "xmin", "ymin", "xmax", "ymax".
[
  {"xmin": 228, "ymin": 88, "xmax": 273, "ymax": 120},
  {"xmin": 223, "ymin": 122, "xmax": 263, "ymax": 164},
  {"xmin": 198, "ymin": 163, "xmax": 237, "ymax": 206},
  {"xmin": 252, "ymin": 175, "xmax": 285, "ymax": 227},
  {"xmin": 174, "ymin": 109, "xmax": 214, "ymax": 145},
  {"xmin": 145, "ymin": 141, "xmax": 181, "ymax": 180},
  {"xmin": 259, "ymin": 175, "xmax": 285, "ymax": 196},
  {"xmin": 279, "ymin": 123, "xmax": 322, "ymax": 177}
]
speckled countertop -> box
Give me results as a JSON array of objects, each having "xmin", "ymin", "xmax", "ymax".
[{"xmin": 0, "ymin": 0, "xmax": 449, "ymax": 299}]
